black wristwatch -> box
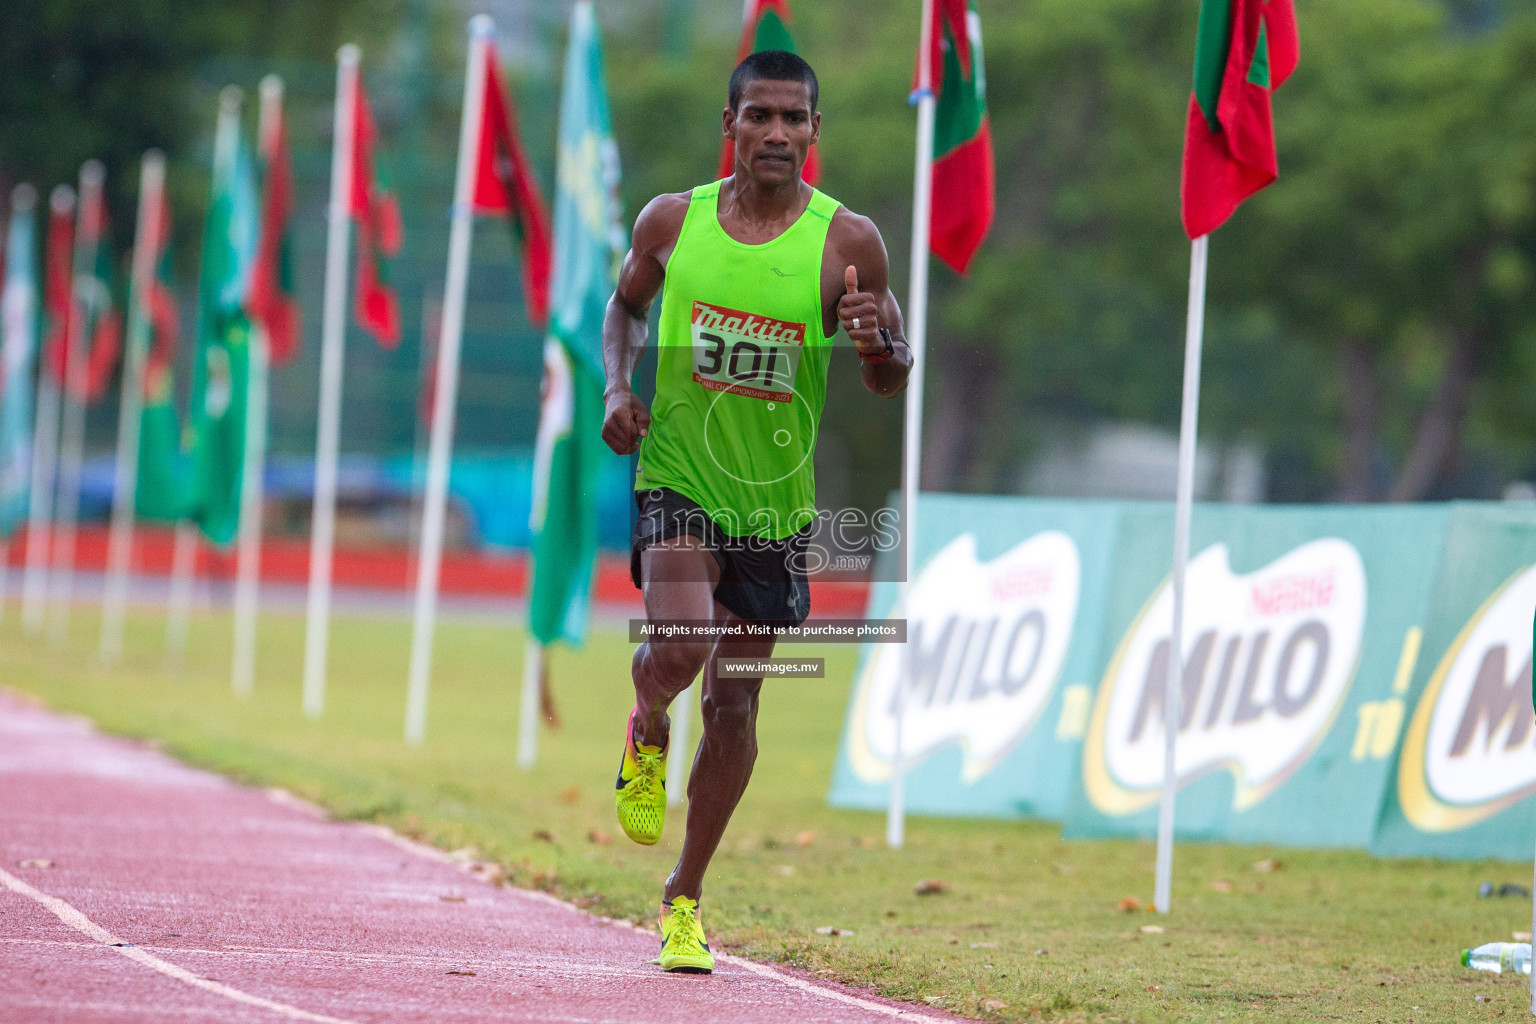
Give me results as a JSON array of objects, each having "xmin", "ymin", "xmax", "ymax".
[{"xmin": 861, "ymin": 327, "xmax": 895, "ymax": 364}]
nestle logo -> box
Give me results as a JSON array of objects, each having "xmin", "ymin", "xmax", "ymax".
[
  {"xmin": 989, "ymin": 565, "xmax": 1053, "ymax": 602},
  {"xmin": 1250, "ymin": 570, "xmax": 1335, "ymax": 616}
]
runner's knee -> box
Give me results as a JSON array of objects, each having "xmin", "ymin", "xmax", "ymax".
[
  {"xmin": 701, "ymin": 686, "xmax": 758, "ymax": 739},
  {"xmin": 644, "ymin": 639, "xmax": 711, "ymax": 687}
]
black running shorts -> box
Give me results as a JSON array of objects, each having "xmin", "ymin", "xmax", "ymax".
[{"xmin": 630, "ymin": 487, "xmax": 812, "ymax": 627}]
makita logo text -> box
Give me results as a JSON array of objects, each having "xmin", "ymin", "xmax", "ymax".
[{"xmin": 691, "ymin": 301, "xmax": 805, "ymax": 346}]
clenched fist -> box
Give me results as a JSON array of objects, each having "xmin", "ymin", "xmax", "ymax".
[{"xmin": 602, "ymin": 389, "xmax": 651, "ymax": 455}]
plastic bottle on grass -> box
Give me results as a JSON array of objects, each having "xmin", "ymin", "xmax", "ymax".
[{"xmin": 1461, "ymin": 942, "xmax": 1531, "ymax": 975}]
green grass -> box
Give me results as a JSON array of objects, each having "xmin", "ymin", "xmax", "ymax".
[{"xmin": 3, "ymin": 606, "xmax": 1532, "ymax": 1023}]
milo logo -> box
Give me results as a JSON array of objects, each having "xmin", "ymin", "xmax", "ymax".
[
  {"xmin": 1398, "ymin": 564, "xmax": 1536, "ymax": 831},
  {"xmin": 844, "ymin": 531, "xmax": 1081, "ymax": 783},
  {"xmin": 1083, "ymin": 539, "xmax": 1367, "ymax": 814}
]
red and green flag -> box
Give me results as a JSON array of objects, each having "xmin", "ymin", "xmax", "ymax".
[
  {"xmin": 350, "ymin": 77, "xmax": 404, "ymax": 348},
  {"xmin": 41, "ymin": 188, "xmax": 74, "ymax": 387},
  {"xmin": 249, "ymin": 81, "xmax": 301, "ymax": 365},
  {"xmin": 1180, "ymin": 0, "xmax": 1299, "ymax": 239},
  {"xmin": 471, "ymin": 46, "xmax": 552, "ymax": 327},
  {"xmin": 66, "ymin": 181, "xmax": 122, "ymax": 403},
  {"xmin": 918, "ymin": 0, "xmax": 994, "ymax": 275},
  {"xmin": 718, "ymin": 0, "xmax": 820, "ymax": 185}
]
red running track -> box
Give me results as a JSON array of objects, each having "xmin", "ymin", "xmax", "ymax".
[{"xmin": 0, "ymin": 691, "xmax": 948, "ymax": 1024}]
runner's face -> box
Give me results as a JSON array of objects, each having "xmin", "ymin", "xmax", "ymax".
[{"xmin": 725, "ymin": 79, "xmax": 819, "ymax": 187}]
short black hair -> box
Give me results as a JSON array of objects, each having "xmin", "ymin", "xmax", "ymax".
[{"xmin": 727, "ymin": 50, "xmax": 818, "ymax": 113}]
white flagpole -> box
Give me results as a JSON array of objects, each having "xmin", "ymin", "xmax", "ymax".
[
  {"xmin": 889, "ymin": 0, "xmax": 937, "ymax": 851},
  {"xmin": 20, "ymin": 351, "xmax": 59, "ymax": 633},
  {"xmin": 231, "ymin": 324, "xmax": 267, "ymax": 695},
  {"xmin": 165, "ymin": 519, "xmax": 198, "ymax": 667},
  {"xmin": 1154, "ymin": 233, "xmax": 1209, "ymax": 915},
  {"xmin": 302, "ymin": 45, "xmax": 360, "ymax": 719},
  {"xmin": 1528, "ymin": 825, "xmax": 1536, "ymax": 1013},
  {"xmin": 48, "ymin": 159, "xmax": 106, "ymax": 649},
  {"xmin": 101, "ymin": 151, "xmax": 166, "ymax": 665},
  {"xmin": 517, "ymin": 640, "xmax": 543, "ymax": 768},
  {"xmin": 21, "ymin": 185, "xmax": 68, "ymax": 634},
  {"xmin": 230, "ymin": 78, "xmax": 282, "ymax": 697},
  {"xmin": 405, "ymin": 15, "xmax": 492, "ymax": 746}
]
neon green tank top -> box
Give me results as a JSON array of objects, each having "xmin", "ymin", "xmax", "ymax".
[{"xmin": 636, "ymin": 180, "xmax": 840, "ymax": 540}]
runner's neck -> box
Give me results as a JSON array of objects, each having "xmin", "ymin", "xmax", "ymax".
[{"xmin": 716, "ymin": 175, "xmax": 812, "ymax": 246}]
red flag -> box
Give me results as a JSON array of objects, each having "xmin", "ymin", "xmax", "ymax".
[
  {"xmin": 250, "ymin": 83, "xmax": 302, "ymax": 364},
  {"xmin": 1180, "ymin": 0, "xmax": 1299, "ymax": 239},
  {"xmin": 471, "ymin": 50, "xmax": 552, "ymax": 328},
  {"xmin": 717, "ymin": 0, "xmax": 820, "ymax": 185},
  {"xmin": 81, "ymin": 296, "xmax": 122, "ymax": 402},
  {"xmin": 142, "ymin": 190, "xmax": 179, "ymax": 400},
  {"xmin": 42, "ymin": 190, "xmax": 74, "ymax": 385},
  {"xmin": 48, "ymin": 181, "xmax": 120, "ymax": 401},
  {"xmin": 917, "ymin": 0, "xmax": 995, "ymax": 274},
  {"xmin": 350, "ymin": 77, "xmax": 404, "ymax": 348}
]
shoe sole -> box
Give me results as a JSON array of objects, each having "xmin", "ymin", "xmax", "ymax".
[
  {"xmin": 615, "ymin": 798, "xmax": 663, "ymax": 845},
  {"xmin": 660, "ymin": 960, "xmax": 714, "ymax": 974}
]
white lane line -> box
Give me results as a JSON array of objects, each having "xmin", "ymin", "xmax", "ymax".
[
  {"xmin": 719, "ymin": 955, "xmax": 951, "ymax": 1023},
  {"xmin": 353, "ymin": 822, "xmax": 953, "ymax": 1023},
  {"xmin": 0, "ymin": 936, "xmax": 659, "ymax": 979},
  {"xmin": 0, "ymin": 867, "xmax": 361, "ymax": 1024},
  {"xmin": 494, "ymin": 885, "xmax": 953, "ymax": 1021}
]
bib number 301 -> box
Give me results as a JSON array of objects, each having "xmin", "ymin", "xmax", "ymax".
[{"xmin": 690, "ymin": 300, "xmax": 804, "ymax": 403}]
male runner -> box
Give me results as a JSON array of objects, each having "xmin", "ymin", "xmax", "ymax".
[{"xmin": 601, "ymin": 50, "xmax": 911, "ymax": 973}]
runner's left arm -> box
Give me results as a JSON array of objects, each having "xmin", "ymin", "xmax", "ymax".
[{"xmin": 832, "ymin": 213, "xmax": 911, "ymax": 398}]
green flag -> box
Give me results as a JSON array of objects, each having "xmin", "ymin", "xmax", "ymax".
[
  {"xmin": 528, "ymin": 0, "xmax": 626, "ymax": 647},
  {"xmin": 134, "ymin": 185, "xmax": 189, "ymax": 522},
  {"xmin": 188, "ymin": 99, "xmax": 259, "ymax": 546}
]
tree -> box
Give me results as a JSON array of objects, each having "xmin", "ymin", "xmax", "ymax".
[
  {"xmin": 1230, "ymin": 0, "xmax": 1536, "ymax": 500},
  {"xmin": 0, "ymin": 0, "xmax": 399, "ymax": 251}
]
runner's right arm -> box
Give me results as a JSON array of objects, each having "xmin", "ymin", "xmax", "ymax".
[{"xmin": 602, "ymin": 193, "xmax": 688, "ymax": 456}]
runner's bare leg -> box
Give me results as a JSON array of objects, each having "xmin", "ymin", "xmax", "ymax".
[
  {"xmin": 631, "ymin": 535, "xmax": 720, "ymax": 750},
  {"xmin": 665, "ymin": 605, "xmax": 775, "ymax": 902}
]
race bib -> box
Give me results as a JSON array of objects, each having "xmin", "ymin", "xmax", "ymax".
[{"xmin": 690, "ymin": 300, "xmax": 804, "ymax": 403}]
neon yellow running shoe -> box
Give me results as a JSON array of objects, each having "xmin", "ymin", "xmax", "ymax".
[
  {"xmin": 656, "ymin": 896, "xmax": 714, "ymax": 973},
  {"xmin": 614, "ymin": 708, "xmax": 667, "ymax": 845}
]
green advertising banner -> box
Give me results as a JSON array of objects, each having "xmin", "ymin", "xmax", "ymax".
[
  {"xmin": 1063, "ymin": 503, "xmax": 1449, "ymax": 848},
  {"xmin": 827, "ymin": 495, "xmax": 1122, "ymax": 821},
  {"xmin": 828, "ymin": 496, "xmax": 1536, "ymax": 858},
  {"xmin": 1373, "ymin": 504, "xmax": 1536, "ymax": 861}
]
